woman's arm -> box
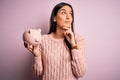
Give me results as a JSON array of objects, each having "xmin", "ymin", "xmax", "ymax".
[
  {"xmin": 25, "ymin": 43, "xmax": 43, "ymax": 76},
  {"xmin": 71, "ymin": 35, "xmax": 87, "ymax": 78},
  {"xmin": 33, "ymin": 54, "xmax": 43, "ymax": 76}
]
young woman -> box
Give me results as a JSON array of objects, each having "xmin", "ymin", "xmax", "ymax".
[{"xmin": 25, "ymin": 2, "xmax": 86, "ymax": 80}]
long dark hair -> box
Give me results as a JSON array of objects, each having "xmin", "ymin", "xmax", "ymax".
[{"xmin": 48, "ymin": 2, "xmax": 74, "ymax": 60}]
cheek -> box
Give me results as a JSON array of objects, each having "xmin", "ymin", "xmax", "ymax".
[
  {"xmin": 70, "ymin": 16, "xmax": 73, "ymax": 21},
  {"xmin": 56, "ymin": 16, "xmax": 65, "ymax": 24}
]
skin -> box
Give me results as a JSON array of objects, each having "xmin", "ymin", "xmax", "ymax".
[{"xmin": 54, "ymin": 5, "xmax": 72, "ymax": 31}]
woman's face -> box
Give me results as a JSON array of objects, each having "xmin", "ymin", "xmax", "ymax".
[{"xmin": 54, "ymin": 5, "xmax": 73, "ymax": 29}]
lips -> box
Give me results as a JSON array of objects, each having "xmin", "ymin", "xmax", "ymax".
[{"xmin": 64, "ymin": 21, "xmax": 71, "ymax": 24}]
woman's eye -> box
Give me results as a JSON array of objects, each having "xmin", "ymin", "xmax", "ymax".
[
  {"xmin": 70, "ymin": 12, "xmax": 72, "ymax": 15},
  {"xmin": 61, "ymin": 11, "xmax": 66, "ymax": 14}
]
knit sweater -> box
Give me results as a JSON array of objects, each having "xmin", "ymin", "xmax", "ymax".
[{"xmin": 35, "ymin": 34, "xmax": 86, "ymax": 80}]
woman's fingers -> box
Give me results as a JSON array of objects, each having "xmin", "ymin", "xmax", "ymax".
[
  {"xmin": 26, "ymin": 43, "xmax": 33, "ymax": 52},
  {"xmin": 25, "ymin": 42, "xmax": 40, "ymax": 53},
  {"xmin": 33, "ymin": 45, "xmax": 39, "ymax": 54},
  {"xmin": 64, "ymin": 29, "xmax": 73, "ymax": 37}
]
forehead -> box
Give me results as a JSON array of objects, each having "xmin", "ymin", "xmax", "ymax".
[{"xmin": 59, "ymin": 5, "xmax": 72, "ymax": 12}]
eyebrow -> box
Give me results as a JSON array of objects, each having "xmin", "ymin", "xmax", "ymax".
[{"xmin": 59, "ymin": 9, "xmax": 72, "ymax": 12}]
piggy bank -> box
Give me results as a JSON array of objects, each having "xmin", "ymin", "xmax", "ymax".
[{"xmin": 23, "ymin": 28, "xmax": 42, "ymax": 47}]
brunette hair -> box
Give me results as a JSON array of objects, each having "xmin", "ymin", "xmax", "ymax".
[{"xmin": 48, "ymin": 2, "xmax": 74, "ymax": 60}]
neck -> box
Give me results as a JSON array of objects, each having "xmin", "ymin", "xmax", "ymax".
[{"xmin": 53, "ymin": 26, "xmax": 65, "ymax": 39}]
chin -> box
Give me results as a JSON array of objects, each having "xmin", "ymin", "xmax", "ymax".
[{"xmin": 64, "ymin": 24, "xmax": 70, "ymax": 27}]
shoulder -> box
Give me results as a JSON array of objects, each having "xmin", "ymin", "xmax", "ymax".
[
  {"xmin": 41, "ymin": 34, "xmax": 50, "ymax": 41},
  {"xmin": 40, "ymin": 34, "xmax": 51, "ymax": 46},
  {"xmin": 42, "ymin": 34, "xmax": 51, "ymax": 38},
  {"xmin": 41, "ymin": 34, "xmax": 48, "ymax": 38}
]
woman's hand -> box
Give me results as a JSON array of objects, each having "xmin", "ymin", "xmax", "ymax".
[
  {"xmin": 63, "ymin": 26, "xmax": 76, "ymax": 47},
  {"xmin": 24, "ymin": 42, "xmax": 40, "ymax": 57}
]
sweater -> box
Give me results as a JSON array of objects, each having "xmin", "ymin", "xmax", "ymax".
[{"xmin": 35, "ymin": 34, "xmax": 86, "ymax": 80}]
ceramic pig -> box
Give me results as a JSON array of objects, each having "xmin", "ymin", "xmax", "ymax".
[{"xmin": 23, "ymin": 28, "xmax": 42, "ymax": 47}]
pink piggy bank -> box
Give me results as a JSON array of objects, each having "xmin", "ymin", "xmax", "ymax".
[{"xmin": 23, "ymin": 28, "xmax": 42, "ymax": 47}]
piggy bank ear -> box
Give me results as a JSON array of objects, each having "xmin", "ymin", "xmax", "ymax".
[
  {"xmin": 37, "ymin": 29, "xmax": 41, "ymax": 33},
  {"xmin": 29, "ymin": 29, "xmax": 33, "ymax": 34}
]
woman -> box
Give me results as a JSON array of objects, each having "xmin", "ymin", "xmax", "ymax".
[{"xmin": 25, "ymin": 2, "xmax": 86, "ymax": 80}]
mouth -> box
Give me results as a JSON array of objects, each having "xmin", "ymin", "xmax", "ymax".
[{"xmin": 64, "ymin": 21, "xmax": 71, "ymax": 24}]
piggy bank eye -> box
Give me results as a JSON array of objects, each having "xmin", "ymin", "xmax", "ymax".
[{"xmin": 28, "ymin": 30, "xmax": 30, "ymax": 34}]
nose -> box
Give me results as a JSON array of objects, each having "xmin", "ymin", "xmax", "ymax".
[{"xmin": 66, "ymin": 14, "xmax": 71, "ymax": 19}]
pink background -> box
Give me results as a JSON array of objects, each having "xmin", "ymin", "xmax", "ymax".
[{"xmin": 0, "ymin": 0, "xmax": 120, "ymax": 80}]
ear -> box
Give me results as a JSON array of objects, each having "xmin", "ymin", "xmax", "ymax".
[{"xmin": 53, "ymin": 16, "xmax": 56, "ymax": 22}]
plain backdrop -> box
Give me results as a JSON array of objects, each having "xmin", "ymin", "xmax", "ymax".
[{"xmin": 0, "ymin": 0, "xmax": 120, "ymax": 80}]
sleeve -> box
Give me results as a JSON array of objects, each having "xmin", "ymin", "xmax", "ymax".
[
  {"xmin": 33, "ymin": 44, "xmax": 43, "ymax": 76},
  {"xmin": 71, "ymin": 34, "xmax": 87, "ymax": 78}
]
